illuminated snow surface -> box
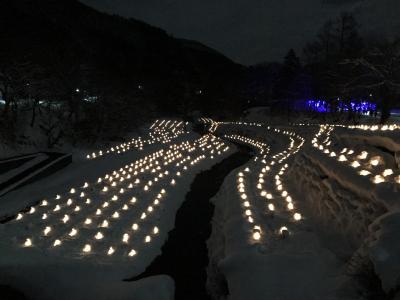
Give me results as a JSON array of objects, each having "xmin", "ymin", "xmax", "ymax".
[
  {"xmin": 0, "ymin": 120, "xmax": 231, "ymax": 300},
  {"xmin": 204, "ymin": 119, "xmax": 400, "ymax": 300},
  {"xmin": 1, "ymin": 118, "xmax": 400, "ymax": 299}
]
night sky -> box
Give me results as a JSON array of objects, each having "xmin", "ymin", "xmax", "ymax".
[{"xmin": 81, "ymin": 0, "xmax": 399, "ymax": 65}]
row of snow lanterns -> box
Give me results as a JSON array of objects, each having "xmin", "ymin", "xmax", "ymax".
[
  {"xmin": 227, "ymin": 126, "xmax": 305, "ymax": 242},
  {"xmin": 200, "ymin": 118, "xmax": 220, "ymax": 133},
  {"xmin": 224, "ymin": 134, "xmax": 269, "ymax": 154},
  {"xmin": 86, "ymin": 119, "xmax": 188, "ymax": 160},
  {"xmin": 257, "ymin": 131, "xmax": 305, "ymax": 238},
  {"xmin": 296, "ymin": 123, "xmax": 400, "ymax": 132},
  {"xmin": 21, "ymin": 135, "xmax": 229, "ymax": 258},
  {"xmin": 312, "ymin": 125, "xmax": 400, "ymax": 184}
]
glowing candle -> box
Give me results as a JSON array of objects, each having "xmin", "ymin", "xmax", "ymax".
[
  {"xmin": 382, "ymin": 169, "xmax": 393, "ymax": 177},
  {"xmin": 24, "ymin": 238, "xmax": 32, "ymax": 247},
  {"xmin": 253, "ymin": 231, "xmax": 261, "ymax": 240},
  {"xmin": 83, "ymin": 244, "xmax": 91, "ymax": 253},
  {"xmin": 294, "ymin": 213, "xmax": 302, "ymax": 221},
  {"xmin": 370, "ymin": 157, "xmax": 380, "ymax": 166},
  {"xmin": 122, "ymin": 233, "xmax": 129, "ymax": 243},
  {"xmin": 373, "ymin": 175, "xmax": 385, "ymax": 184},
  {"xmin": 69, "ymin": 228, "xmax": 78, "ymax": 237},
  {"xmin": 279, "ymin": 226, "xmax": 288, "ymax": 234},
  {"xmin": 107, "ymin": 246, "xmax": 115, "ymax": 255},
  {"xmin": 359, "ymin": 170, "xmax": 371, "ymax": 176},
  {"xmin": 44, "ymin": 226, "xmax": 51, "ymax": 236},
  {"xmin": 62, "ymin": 215, "xmax": 70, "ymax": 223},
  {"xmin": 95, "ymin": 232, "xmax": 104, "ymax": 240}
]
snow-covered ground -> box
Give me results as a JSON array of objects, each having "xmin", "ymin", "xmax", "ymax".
[
  {"xmin": 0, "ymin": 154, "xmax": 48, "ymax": 185},
  {"xmin": 0, "ymin": 121, "xmax": 233, "ymax": 300},
  {"xmin": 2, "ymin": 116, "xmax": 400, "ymax": 300},
  {"xmin": 203, "ymin": 119, "xmax": 400, "ymax": 299}
]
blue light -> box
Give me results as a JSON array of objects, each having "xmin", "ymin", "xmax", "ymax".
[{"xmin": 302, "ymin": 99, "xmax": 377, "ymax": 114}]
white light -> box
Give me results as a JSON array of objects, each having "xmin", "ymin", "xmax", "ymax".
[
  {"xmin": 294, "ymin": 213, "xmax": 302, "ymax": 221},
  {"xmin": 382, "ymin": 169, "xmax": 393, "ymax": 177},
  {"xmin": 132, "ymin": 223, "xmax": 139, "ymax": 231},
  {"xmin": 16, "ymin": 213, "xmax": 23, "ymax": 220},
  {"xmin": 95, "ymin": 232, "xmax": 104, "ymax": 240},
  {"xmin": 122, "ymin": 233, "xmax": 129, "ymax": 243},
  {"xmin": 53, "ymin": 239, "xmax": 62, "ymax": 247},
  {"xmin": 253, "ymin": 231, "xmax": 261, "ymax": 240},
  {"xmin": 24, "ymin": 238, "xmax": 32, "ymax": 247},
  {"xmin": 44, "ymin": 226, "xmax": 51, "ymax": 236},
  {"xmin": 373, "ymin": 175, "xmax": 385, "ymax": 184},
  {"xmin": 370, "ymin": 158, "xmax": 380, "ymax": 166},
  {"xmin": 153, "ymin": 227, "xmax": 159, "ymax": 234},
  {"xmin": 145, "ymin": 235, "xmax": 151, "ymax": 243},
  {"xmin": 128, "ymin": 249, "xmax": 137, "ymax": 256},
  {"xmin": 84, "ymin": 218, "xmax": 92, "ymax": 225},
  {"xmin": 69, "ymin": 228, "xmax": 78, "ymax": 237},
  {"xmin": 83, "ymin": 244, "xmax": 91, "ymax": 253},
  {"xmin": 359, "ymin": 170, "xmax": 371, "ymax": 176},
  {"xmin": 107, "ymin": 246, "xmax": 115, "ymax": 255},
  {"xmin": 279, "ymin": 226, "xmax": 288, "ymax": 234}
]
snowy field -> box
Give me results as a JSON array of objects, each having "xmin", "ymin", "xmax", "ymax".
[
  {"xmin": 0, "ymin": 120, "xmax": 233, "ymax": 299},
  {"xmin": 1, "ymin": 117, "xmax": 400, "ymax": 300},
  {"xmin": 203, "ymin": 119, "xmax": 400, "ymax": 299}
]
